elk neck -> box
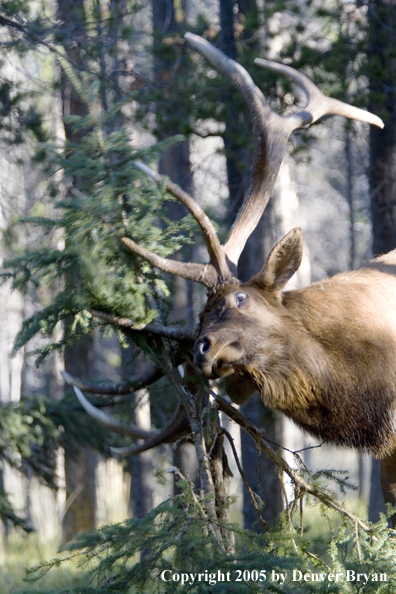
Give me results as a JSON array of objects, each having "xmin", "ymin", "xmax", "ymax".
[{"xmin": 249, "ymin": 267, "xmax": 396, "ymax": 457}]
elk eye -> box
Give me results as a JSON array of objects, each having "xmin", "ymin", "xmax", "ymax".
[{"xmin": 236, "ymin": 292, "xmax": 248, "ymax": 306}]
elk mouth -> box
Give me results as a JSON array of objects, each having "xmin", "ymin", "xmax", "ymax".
[{"xmin": 193, "ymin": 337, "xmax": 244, "ymax": 379}]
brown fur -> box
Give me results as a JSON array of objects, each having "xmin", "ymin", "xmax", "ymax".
[{"xmin": 193, "ymin": 229, "xmax": 396, "ymax": 517}]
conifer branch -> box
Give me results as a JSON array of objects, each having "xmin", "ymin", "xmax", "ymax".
[
  {"xmin": 222, "ymin": 427, "xmax": 269, "ymax": 532},
  {"xmin": 215, "ymin": 394, "xmax": 377, "ymax": 536},
  {"xmin": 90, "ymin": 309, "xmax": 195, "ymax": 342},
  {"xmin": 169, "ymin": 466, "xmax": 223, "ymax": 545},
  {"xmin": 62, "ymin": 367, "xmax": 162, "ymax": 395},
  {"xmin": 160, "ymin": 357, "xmax": 226, "ymax": 550}
]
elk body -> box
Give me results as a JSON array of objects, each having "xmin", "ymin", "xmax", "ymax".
[{"xmin": 73, "ymin": 34, "xmax": 396, "ymax": 517}]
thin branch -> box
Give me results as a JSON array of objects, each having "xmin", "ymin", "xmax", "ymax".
[
  {"xmin": 135, "ymin": 161, "xmax": 229, "ymax": 280},
  {"xmin": 300, "ymin": 497, "xmax": 304, "ymax": 537},
  {"xmin": 215, "ymin": 394, "xmax": 377, "ymax": 536},
  {"xmin": 355, "ymin": 521, "xmax": 363, "ymax": 565},
  {"xmin": 169, "ymin": 466, "xmax": 203, "ymax": 513},
  {"xmin": 62, "ymin": 367, "xmax": 162, "ymax": 395},
  {"xmin": 158, "ymin": 356, "xmax": 225, "ymax": 547},
  {"xmin": 222, "ymin": 427, "xmax": 268, "ymax": 532},
  {"xmin": 90, "ymin": 309, "xmax": 195, "ymax": 342},
  {"xmin": 304, "ymin": 550, "xmax": 331, "ymax": 572},
  {"xmin": 168, "ymin": 466, "xmax": 225, "ymax": 549}
]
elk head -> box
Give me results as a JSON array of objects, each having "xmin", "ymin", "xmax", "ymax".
[{"xmin": 193, "ymin": 227, "xmax": 304, "ymax": 403}]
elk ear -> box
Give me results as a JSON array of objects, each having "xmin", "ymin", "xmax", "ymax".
[{"xmin": 250, "ymin": 228, "xmax": 303, "ymax": 295}]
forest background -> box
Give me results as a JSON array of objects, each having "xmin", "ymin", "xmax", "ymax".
[{"xmin": 0, "ymin": 0, "xmax": 395, "ymax": 592}]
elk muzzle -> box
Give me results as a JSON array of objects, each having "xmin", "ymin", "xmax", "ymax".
[{"xmin": 193, "ymin": 332, "xmax": 244, "ymax": 378}]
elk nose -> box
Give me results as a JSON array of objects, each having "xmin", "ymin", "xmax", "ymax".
[{"xmin": 197, "ymin": 336, "xmax": 211, "ymax": 355}]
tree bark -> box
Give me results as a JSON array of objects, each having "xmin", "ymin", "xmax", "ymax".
[
  {"xmin": 57, "ymin": 0, "xmax": 97, "ymax": 542},
  {"xmin": 152, "ymin": 0, "xmax": 198, "ymax": 489},
  {"xmin": 63, "ymin": 333, "xmax": 97, "ymax": 541},
  {"xmin": 368, "ymin": 0, "xmax": 396, "ymax": 257},
  {"xmin": 219, "ymin": 0, "xmax": 283, "ymax": 529},
  {"xmin": 367, "ymin": 0, "xmax": 396, "ymax": 522},
  {"xmin": 128, "ymin": 390, "xmax": 154, "ymax": 517}
]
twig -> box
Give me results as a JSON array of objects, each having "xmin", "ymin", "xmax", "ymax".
[
  {"xmin": 215, "ymin": 394, "xmax": 377, "ymax": 537},
  {"xmin": 304, "ymin": 550, "xmax": 331, "ymax": 572},
  {"xmin": 222, "ymin": 427, "xmax": 269, "ymax": 532},
  {"xmin": 62, "ymin": 366, "xmax": 163, "ymax": 394},
  {"xmin": 300, "ymin": 497, "xmax": 304, "ymax": 537},
  {"xmin": 101, "ymin": 575, "xmax": 119, "ymax": 587},
  {"xmin": 159, "ymin": 358, "xmax": 226, "ymax": 551},
  {"xmin": 168, "ymin": 465, "xmax": 223, "ymax": 546},
  {"xmin": 122, "ymin": 518, "xmax": 192, "ymax": 589},
  {"xmin": 279, "ymin": 472, "xmax": 299, "ymax": 554},
  {"xmin": 355, "ymin": 521, "xmax": 363, "ymax": 565},
  {"xmin": 91, "ymin": 309, "xmax": 195, "ymax": 342}
]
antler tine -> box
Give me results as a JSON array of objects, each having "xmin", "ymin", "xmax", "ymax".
[
  {"xmin": 135, "ymin": 161, "xmax": 230, "ymax": 280},
  {"xmin": 62, "ymin": 368, "xmax": 162, "ymax": 394},
  {"xmin": 111, "ymin": 400, "xmax": 190, "ymax": 456},
  {"xmin": 74, "ymin": 386, "xmax": 153, "ymax": 439},
  {"xmin": 185, "ymin": 33, "xmax": 384, "ymax": 272},
  {"xmin": 120, "ymin": 237, "xmax": 218, "ymax": 288},
  {"xmin": 73, "ymin": 386, "xmax": 190, "ymax": 455},
  {"xmin": 185, "ymin": 32, "xmax": 297, "ymax": 271},
  {"xmin": 255, "ymin": 59, "xmax": 385, "ymax": 129}
]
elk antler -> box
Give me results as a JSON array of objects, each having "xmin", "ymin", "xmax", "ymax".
[
  {"xmin": 185, "ymin": 33, "xmax": 384, "ymax": 271},
  {"xmin": 122, "ymin": 33, "xmax": 384, "ymax": 285},
  {"xmin": 72, "ymin": 385, "xmax": 190, "ymax": 455}
]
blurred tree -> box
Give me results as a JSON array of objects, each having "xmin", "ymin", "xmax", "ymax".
[
  {"xmin": 152, "ymin": 0, "xmax": 199, "ymax": 496},
  {"xmin": 56, "ymin": 0, "xmax": 97, "ymax": 543},
  {"xmin": 367, "ymin": 0, "xmax": 396, "ymax": 523},
  {"xmin": 219, "ymin": 0, "xmax": 283, "ymax": 528},
  {"xmin": 368, "ymin": 1, "xmax": 396, "ymax": 256}
]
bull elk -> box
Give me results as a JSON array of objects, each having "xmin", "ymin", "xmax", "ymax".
[{"xmin": 72, "ymin": 34, "xmax": 396, "ymax": 518}]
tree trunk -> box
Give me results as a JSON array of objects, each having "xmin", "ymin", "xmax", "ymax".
[
  {"xmin": 128, "ymin": 390, "xmax": 154, "ymax": 517},
  {"xmin": 368, "ymin": 0, "xmax": 396, "ymax": 258},
  {"xmin": 57, "ymin": 0, "xmax": 97, "ymax": 542},
  {"xmin": 62, "ymin": 334, "xmax": 97, "ymax": 541},
  {"xmin": 152, "ymin": 0, "xmax": 198, "ymax": 490},
  {"xmin": 367, "ymin": 0, "xmax": 396, "ymax": 522},
  {"xmin": 219, "ymin": 0, "xmax": 283, "ymax": 529}
]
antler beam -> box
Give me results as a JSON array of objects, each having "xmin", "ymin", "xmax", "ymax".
[
  {"xmin": 184, "ymin": 33, "xmax": 384, "ymax": 271},
  {"xmin": 124, "ymin": 33, "xmax": 384, "ymax": 287},
  {"xmin": 72, "ymin": 385, "xmax": 190, "ymax": 454},
  {"xmin": 121, "ymin": 236, "xmax": 218, "ymax": 287},
  {"xmin": 134, "ymin": 161, "xmax": 230, "ymax": 280}
]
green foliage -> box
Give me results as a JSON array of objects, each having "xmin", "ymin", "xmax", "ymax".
[
  {"xmin": 17, "ymin": 484, "xmax": 396, "ymax": 594},
  {"xmin": 0, "ymin": 396, "xmax": 58, "ymax": 483},
  {"xmin": 0, "ymin": 395, "xmax": 61, "ymax": 531},
  {"xmin": 2, "ymin": 91, "xmax": 197, "ymax": 364}
]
